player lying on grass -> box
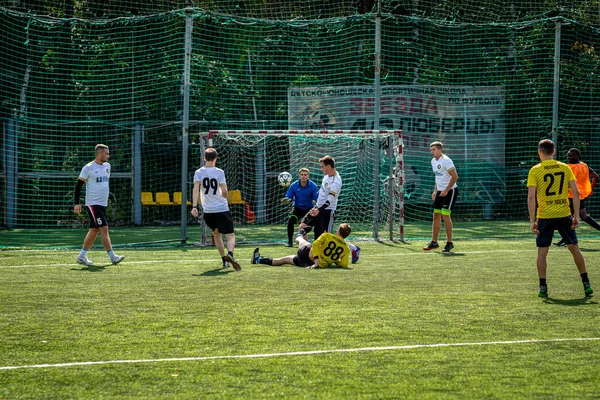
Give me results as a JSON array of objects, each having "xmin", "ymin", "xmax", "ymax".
[{"xmin": 251, "ymin": 223, "xmax": 355, "ymax": 269}]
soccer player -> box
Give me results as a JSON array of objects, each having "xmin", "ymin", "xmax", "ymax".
[
  {"xmin": 251, "ymin": 223, "xmax": 352, "ymax": 269},
  {"xmin": 281, "ymin": 168, "xmax": 319, "ymax": 246},
  {"xmin": 554, "ymin": 148, "xmax": 600, "ymax": 246},
  {"xmin": 191, "ymin": 147, "xmax": 241, "ymax": 271},
  {"xmin": 73, "ymin": 144, "xmax": 125, "ymax": 266},
  {"xmin": 298, "ymin": 155, "xmax": 342, "ymax": 240},
  {"xmin": 423, "ymin": 141, "xmax": 458, "ymax": 253},
  {"xmin": 527, "ymin": 139, "xmax": 593, "ymax": 298}
]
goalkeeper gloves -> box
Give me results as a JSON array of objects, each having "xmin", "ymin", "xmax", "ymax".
[{"xmin": 281, "ymin": 198, "xmax": 292, "ymax": 205}]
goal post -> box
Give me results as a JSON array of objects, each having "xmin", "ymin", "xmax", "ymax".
[{"xmin": 191, "ymin": 130, "xmax": 404, "ymax": 244}]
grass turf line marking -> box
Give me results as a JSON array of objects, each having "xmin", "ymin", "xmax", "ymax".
[
  {"xmin": 0, "ymin": 259, "xmax": 219, "ymax": 268},
  {"xmin": 1, "ymin": 337, "xmax": 599, "ymax": 371}
]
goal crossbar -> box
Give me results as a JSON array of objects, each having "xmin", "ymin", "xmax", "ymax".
[{"xmin": 206, "ymin": 129, "xmax": 402, "ymax": 137}]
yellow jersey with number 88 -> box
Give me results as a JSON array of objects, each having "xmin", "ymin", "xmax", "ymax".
[{"xmin": 311, "ymin": 232, "xmax": 350, "ymax": 268}]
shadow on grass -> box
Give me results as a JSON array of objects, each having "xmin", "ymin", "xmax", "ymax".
[
  {"xmin": 581, "ymin": 248, "xmax": 600, "ymax": 253},
  {"xmin": 193, "ymin": 268, "xmax": 235, "ymax": 277},
  {"xmin": 441, "ymin": 252, "xmax": 465, "ymax": 257},
  {"xmin": 543, "ymin": 297, "xmax": 598, "ymax": 306},
  {"xmin": 70, "ymin": 264, "xmax": 110, "ymax": 272}
]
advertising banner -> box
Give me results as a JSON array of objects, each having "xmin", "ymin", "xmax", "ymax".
[{"xmin": 288, "ymin": 85, "xmax": 506, "ymax": 204}]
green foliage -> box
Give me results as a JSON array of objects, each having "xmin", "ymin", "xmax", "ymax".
[{"xmin": 3, "ymin": 1, "xmax": 600, "ymax": 239}]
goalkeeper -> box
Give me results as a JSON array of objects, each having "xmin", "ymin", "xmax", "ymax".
[
  {"xmin": 281, "ymin": 168, "xmax": 319, "ymax": 246},
  {"xmin": 251, "ymin": 223, "xmax": 352, "ymax": 269}
]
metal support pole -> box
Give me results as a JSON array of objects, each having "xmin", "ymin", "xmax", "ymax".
[
  {"xmin": 372, "ymin": 0, "xmax": 382, "ymax": 238},
  {"xmin": 373, "ymin": 0, "xmax": 382, "ymax": 131},
  {"xmin": 181, "ymin": 9, "xmax": 193, "ymax": 243},
  {"xmin": 398, "ymin": 134, "xmax": 405, "ymax": 242},
  {"xmin": 551, "ymin": 20, "xmax": 561, "ymax": 150},
  {"xmin": 388, "ymin": 135, "xmax": 395, "ymax": 240},
  {"xmin": 5, "ymin": 119, "xmax": 17, "ymax": 228},
  {"xmin": 133, "ymin": 124, "xmax": 142, "ymax": 225}
]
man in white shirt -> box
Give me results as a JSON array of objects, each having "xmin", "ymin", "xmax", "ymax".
[
  {"xmin": 191, "ymin": 147, "xmax": 241, "ymax": 271},
  {"xmin": 298, "ymin": 155, "xmax": 342, "ymax": 240},
  {"xmin": 424, "ymin": 141, "xmax": 459, "ymax": 253},
  {"xmin": 73, "ymin": 144, "xmax": 125, "ymax": 266}
]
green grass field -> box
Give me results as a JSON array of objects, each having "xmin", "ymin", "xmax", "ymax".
[{"xmin": 1, "ymin": 239, "xmax": 600, "ymax": 398}]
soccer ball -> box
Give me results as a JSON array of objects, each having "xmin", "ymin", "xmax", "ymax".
[{"xmin": 278, "ymin": 171, "xmax": 293, "ymax": 187}]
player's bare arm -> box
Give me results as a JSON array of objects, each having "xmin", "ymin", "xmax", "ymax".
[
  {"xmin": 191, "ymin": 181, "xmax": 200, "ymax": 218},
  {"xmin": 569, "ymin": 180, "xmax": 581, "ymax": 229},
  {"xmin": 527, "ymin": 186, "xmax": 538, "ymax": 234},
  {"xmin": 441, "ymin": 168, "xmax": 458, "ymax": 196}
]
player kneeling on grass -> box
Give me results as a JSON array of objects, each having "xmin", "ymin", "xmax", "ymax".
[{"xmin": 252, "ymin": 223, "xmax": 352, "ymax": 269}]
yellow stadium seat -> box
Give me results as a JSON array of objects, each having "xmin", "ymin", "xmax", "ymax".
[
  {"xmin": 141, "ymin": 192, "xmax": 157, "ymax": 205},
  {"xmin": 155, "ymin": 192, "xmax": 174, "ymax": 205},
  {"xmin": 173, "ymin": 192, "xmax": 191, "ymax": 205},
  {"xmin": 228, "ymin": 189, "xmax": 246, "ymax": 205}
]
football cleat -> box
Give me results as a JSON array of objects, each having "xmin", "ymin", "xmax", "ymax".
[
  {"xmin": 351, "ymin": 246, "xmax": 360, "ymax": 264},
  {"xmin": 538, "ymin": 286, "xmax": 548, "ymax": 298},
  {"xmin": 554, "ymin": 240, "xmax": 566, "ymax": 247},
  {"xmin": 584, "ymin": 282, "xmax": 594, "ymax": 296},
  {"xmin": 442, "ymin": 242, "xmax": 454, "ymax": 253},
  {"xmin": 77, "ymin": 256, "xmax": 94, "ymax": 266},
  {"xmin": 225, "ymin": 253, "xmax": 241, "ymax": 271},
  {"xmin": 423, "ymin": 241, "xmax": 439, "ymax": 251},
  {"xmin": 251, "ymin": 248, "xmax": 260, "ymax": 265},
  {"xmin": 111, "ymin": 255, "xmax": 125, "ymax": 265},
  {"xmin": 223, "ymin": 261, "xmax": 231, "ymax": 269}
]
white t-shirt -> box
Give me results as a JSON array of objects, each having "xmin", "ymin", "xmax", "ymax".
[
  {"xmin": 78, "ymin": 161, "xmax": 111, "ymax": 206},
  {"xmin": 317, "ymin": 172, "xmax": 342, "ymax": 211},
  {"xmin": 193, "ymin": 166, "xmax": 229, "ymax": 213},
  {"xmin": 431, "ymin": 155, "xmax": 457, "ymax": 191}
]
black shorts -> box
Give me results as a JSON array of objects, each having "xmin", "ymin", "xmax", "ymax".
[
  {"xmin": 569, "ymin": 198, "xmax": 589, "ymax": 214},
  {"xmin": 536, "ymin": 217, "xmax": 578, "ymax": 247},
  {"xmin": 293, "ymin": 241, "xmax": 313, "ymax": 267},
  {"xmin": 203, "ymin": 211, "xmax": 235, "ymax": 234},
  {"xmin": 433, "ymin": 188, "xmax": 458, "ymax": 213},
  {"xmin": 289, "ymin": 207, "xmax": 311, "ymax": 223},
  {"xmin": 301, "ymin": 209, "xmax": 335, "ymax": 238},
  {"xmin": 86, "ymin": 205, "xmax": 108, "ymax": 228}
]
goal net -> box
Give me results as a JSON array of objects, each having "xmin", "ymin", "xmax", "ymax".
[{"xmin": 191, "ymin": 130, "xmax": 403, "ymax": 245}]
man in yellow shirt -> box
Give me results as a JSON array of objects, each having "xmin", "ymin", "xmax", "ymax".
[
  {"xmin": 554, "ymin": 148, "xmax": 600, "ymax": 246},
  {"xmin": 251, "ymin": 223, "xmax": 352, "ymax": 269},
  {"xmin": 527, "ymin": 139, "xmax": 593, "ymax": 298}
]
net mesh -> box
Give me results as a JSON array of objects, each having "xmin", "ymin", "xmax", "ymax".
[
  {"xmin": 193, "ymin": 131, "xmax": 399, "ymax": 245},
  {"xmin": 2, "ymin": 1, "xmax": 600, "ymax": 248}
]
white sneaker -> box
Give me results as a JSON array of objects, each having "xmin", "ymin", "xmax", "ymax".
[
  {"xmin": 111, "ymin": 255, "xmax": 125, "ymax": 265},
  {"xmin": 77, "ymin": 256, "xmax": 94, "ymax": 266}
]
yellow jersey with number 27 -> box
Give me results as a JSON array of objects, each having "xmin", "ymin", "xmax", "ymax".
[
  {"xmin": 527, "ymin": 159, "xmax": 576, "ymax": 219},
  {"xmin": 311, "ymin": 232, "xmax": 350, "ymax": 268}
]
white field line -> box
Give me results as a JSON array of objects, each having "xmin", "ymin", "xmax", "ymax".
[
  {"xmin": 1, "ymin": 337, "xmax": 598, "ymax": 371},
  {"xmin": 0, "ymin": 259, "xmax": 219, "ymax": 268},
  {"xmin": 0, "ymin": 249, "xmax": 530, "ymax": 268}
]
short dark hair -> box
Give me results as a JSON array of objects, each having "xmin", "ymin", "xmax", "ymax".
[
  {"xmin": 95, "ymin": 144, "xmax": 109, "ymax": 155},
  {"xmin": 538, "ymin": 139, "xmax": 555, "ymax": 155},
  {"xmin": 568, "ymin": 148, "xmax": 581, "ymax": 159},
  {"xmin": 338, "ymin": 223, "xmax": 351, "ymax": 238},
  {"xmin": 319, "ymin": 155, "xmax": 335, "ymax": 168},
  {"xmin": 205, "ymin": 147, "xmax": 218, "ymax": 162}
]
